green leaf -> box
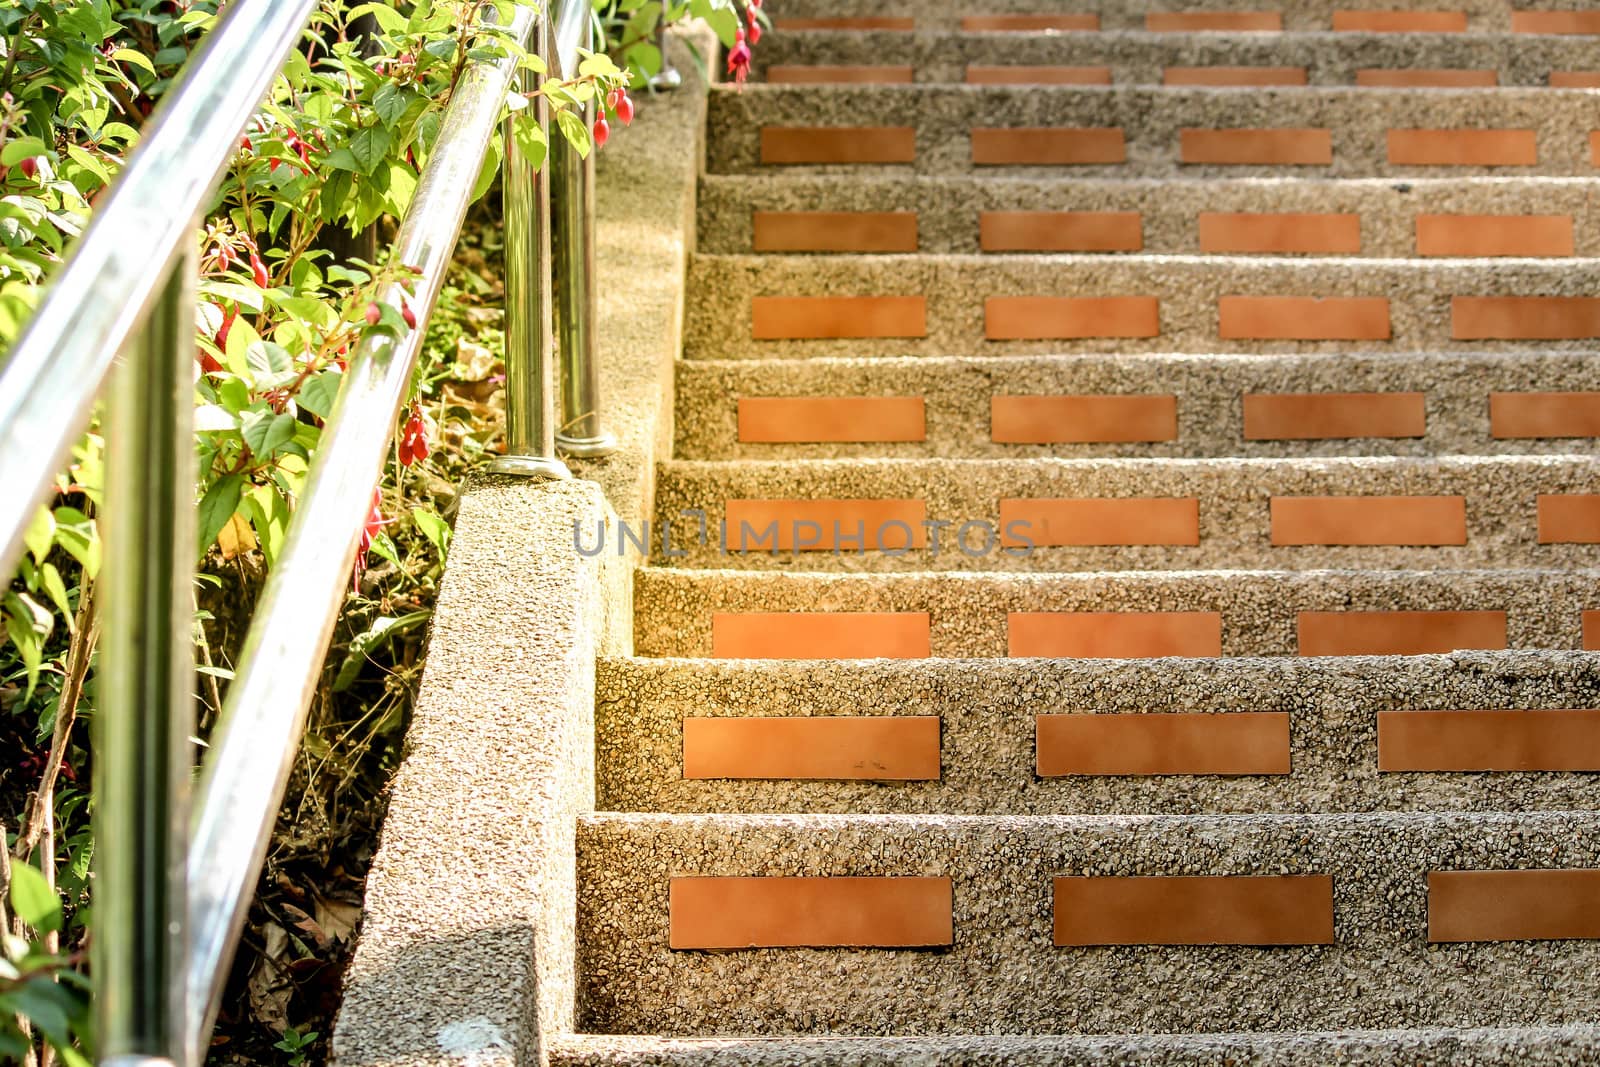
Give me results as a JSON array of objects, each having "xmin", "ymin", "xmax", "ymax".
[
  {"xmin": 196, "ymin": 473, "xmax": 244, "ymax": 552},
  {"xmin": 347, "ymin": 1, "xmax": 409, "ymax": 34},
  {"xmin": 1, "ymin": 137, "xmax": 49, "ymax": 166},
  {"xmin": 333, "ymin": 610, "xmax": 431, "ymax": 691},
  {"xmin": 373, "ymin": 82, "xmax": 422, "ymax": 129},
  {"xmin": 36, "ymin": 563, "xmax": 71, "ymax": 622},
  {"xmin": 22, "ymin": 506, "xmax": 53, "ymax": 565},
  {"xmin": 110, "ymin": 48, "xmax": 157, "ymax": 75},
  {"xmin": 240, "ymin": 409, "xmax": 298, "ymax": 458},
  {"xmin": 510, "ymin": 113, "xmax": 547, "ymax": 170},
  {"xmin": 555, "ymin": 109, "xmax": 591, "ymax": 159},
  {"xmin": 411, "ymin": 507, "xmax": 451, "ymax": 558},
  {"xmin": 348, "ymin": 124, "xmax": 392, "ymax": 176},
  {"xmin": 297, "ymin": 367, "xmax": 344, "ymax": 419},
  {"xmin": 9, "ymin": 863, "xmax": 62, "ymax": 934},
  {"xmin": 246, "ymin": 340, "xmax": 297, "ymax": 388}
]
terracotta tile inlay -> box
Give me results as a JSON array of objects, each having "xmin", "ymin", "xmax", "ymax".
[
  {"xmin": 1181, "ymin": 128, "xmax": 1333, "ymax": 165},
  {"xmin": 1198, "ymin": 212, "xmax": 1361, "ymax": 254},
  {"xmin": 760, "ymin": 127, "xmax": 917, "ymax": 165},
  {"xmin": 1243, "ymin": 393, "xmax": 1426, "ymax": 440},
  {"xmin": 752, "ymin": 296, "xmax": 926, "ymax": 340},
  {"xmin": 1490, "ymin": 392, "xmax": 1600, "ymax": 438},
  {"xmin": 670, "ymin": 876, "xmax": 953, "ymax": 949},
  {"xmin": 725, "ymin": 499, "xmax": 927, "ymax": 551},
  {"xmin": 1054, "ymin": 876, "xmax": 1335, "ymax": 946},
  {"xmin": 738, "ymin": 397, "xmax": 926, "ymax": 443},
  {"xmin": 966, "ymin": 65, "xmax": 1113, "ymax": 85},
  {"xmin": 971, "ymin": 127, "xmax": 1127, "ymax": 165},
  {"xmin": 1512, "ymin": 11, "xmax": 1600, "ymax": 34},
  {"xmin": 1009, "ymin": 612, "xmax": 1223, "ymax": 658},
  {"xmin": 1218, "ymin": 296, "xmax": 1391, "ymax": 340},
  {"xmin": 1037, "ymin": 712, "xmax": 1291, "ymax": 776},
  {"xmin": 1452, "ymin": 296, "xmax": 1600, "ymax": 339},
  {"xmin": 683, "ymin": 716, "xmax": 941, "ymax": 780},
  {"xmin": 711, "ymin": 612, "xmax": 931, "ymax": 659},
  {"xmin": 1537, "ymin": 495, "xmax": 1600, "ymax": 543},
  {"xmin": 1378, "ymin": 709, "xmax": 1600, "ymax": 771},
  {"xmin": 774, "ymin": 17, "xmax": 916, "ymax": 30},
  {"xmin": 1145, "ymin": 12, "xmax": 1283, "ymax": 31},
  {"xmin": 980, "ymin": 211, "xmax": 1143, "ymax": 252},
  {"xmin": 1550, "ymin": 71, "xmax": 1600, "ymax": 87},
  {"xmin": 766, "ymin": 65, "xmax": 915, "ymax": 85},
  {"xmin": 1332, "ymin": 10, "xmax": 1468, "ymax": 31},
  {"xmin": 1356, "ymin": 68, "xmax": 1498, "ymax": 87},
  {"xmin": 1429, "ymin": 870, "xmax": 1600, "ymax": 942},
  {"xmin": 986, "ymin": 296, "xmax": 1161, "ymax": 340},
  {"xmin": 1585, "ymin": 611, "xmax": 1600, "ymax": 650},
  {"xmin": 1000, "ymin": 497, "xmax": 1200, "ymax": 547},
  {"xmin": 1592, "ymin": 131, "xmax": 1600, "ymax": 166},
  {"xmin": 1270, "ymin": 496, "xmax": 1466, "ymax": 546},
  {"xmin": 1387, "ymin": 129, "xmax": 1538, "ymax": 166},
  {"xmin": 1416, "ymin": 214, "xmax": 1573, "ymax": 257},
  {"xmin": 991, "ymin": 395, "xmax": 1178, "ymax": 444},
  {"xmin": 1297, "ymin": 610, "xmax": 1507, "ymax": 656},
  {"xmin": 1163, "ymin": 66, "xmax": 1308, "ymax": 86},
  {"xmin": 961, "ymin": 14, "xmax": 1101, "ymax": 31},
  {"xmin": 752, "ymin": 211, "xmax": 919, "ymax": 253}
]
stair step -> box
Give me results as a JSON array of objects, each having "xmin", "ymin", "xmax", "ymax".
[
  {"xmin": 649, "ymin": 454, "xmax": 1600, "ymax": 571},
  {"xmin": 707, "ymin": 85, "xmax": 1599, "ymax": 177},
  {"xmin": 595, "ymin": 651, "xmax": 1600, "ymax": 814},
  {"xmin": 750, "ymin": 29, "xmax": 1600, "ymax": 88},
  {"xmin": 699, "ymin": 175, "xmax": 1600, "ymax": 256},
  {"xmin": 575, "ymin": 810, "xmax": 1600, "ymax": 1035},
  {"xmin": 686, "ymin": 253, "xmax": 1600, "ymax": 359},
  {"xmin": 631, "ymin": 566, "xmax": 1600, "ymax": 658},
  {"xmin": 675, "ymin": 352, "xmax": 1600, "ymax": 459}
]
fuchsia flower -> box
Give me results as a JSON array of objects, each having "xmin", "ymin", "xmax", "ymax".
[
  {"xmin": 353, "ymin": 487, "xmax": 392, "ymax": 590},
  {"xmin": 398, "ymin": 403, "xmax": 429, "ymax": 467},
  {"xmin": 727, "ymin": 29, "xmax": 752, "ymax": 84}
]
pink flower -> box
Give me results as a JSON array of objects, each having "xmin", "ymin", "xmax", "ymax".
[{"xmin": 727, "ymin": 29, "xmax": 752, "ymax": 85}]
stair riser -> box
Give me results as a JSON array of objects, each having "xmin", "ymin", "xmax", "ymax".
[
  {"xmin": 699, "ymin": 176, "xmax": 1600, "ymax": 256},
  {"xmin": 633, "ymin": 569, "xmax": 1600, "ymax": 657},
  {"xmin": 576, "ymin": 812, "xmax": 1600, "ymax": 1035},
  {"xmin": 597, "ymin": 653, "xmax": 1600, "ymax": 814},
  {"xmin": 676, "ymin": 354, "xmax": 1600, "ymax": 460},
  {"xmin": 686, "ymin": 255, "xmax": 1600, "ymax": 359},
  {"xmin": 751, "ymin": 31, "xmax": 1600, "ymax": 87},
  {"xmin": 707, "ymin": 86, "xmax": 1600, "ymax": 177}
]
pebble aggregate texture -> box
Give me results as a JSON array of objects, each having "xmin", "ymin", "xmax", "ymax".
[
  {"xmin": 331, "ymin": 29, "xmax": 708, "ymax": 1067},
  {"xmin": 575, "ymin": 811, "xmax": 1600, "ymax": 1034}
]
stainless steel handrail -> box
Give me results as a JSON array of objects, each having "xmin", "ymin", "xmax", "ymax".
[{"xmin": 0, "ymin": 0, "xmax": 611, "ymax": 1062}]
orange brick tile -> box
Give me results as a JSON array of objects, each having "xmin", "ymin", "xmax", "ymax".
[
  {"xmin": 961, "ymin": 14, "xmax": 1101, "ymax": 30},
  {"xmin": 752, "ymin": 296, "xmax": 926, "ymax": 340},
  {"xmin": 1550, "ymin": 71, "xmax": 1600, "ymax": 87},
  {"xmin": 760, "ymin": 127, "xmax": 917, "ymax": 165},
  {"xmin": 1146, "ymin": 12, "xmax": 1283, "ymax": 30},
  {"xmin": 1490, "ymin": 392, "xmax": 1600, "ymax": 438},
  {"xmin": 1218, "ymin": 296, "xmax": 1391, "ymax": 340},
  {"xmin": 724, "ymin": 499, "xmax": 927, "ymax": 551},
  {"xmin": 1387, "ymin": 129, "xmax": 1538, "ymax": 166},
  {"xmin": 1009, "ymin": 612, "xmax": 1223, "ymax": 658},
  {"xmin": 1163, "ymin": 66, "xmax": 1308, "ymax": 86},
  {"xmin": 774, "ymin": 17, "xmax": 916, "ymax": 30},
  {"xmin": 752, "ymin": 211, "xmax": 919, "ymax": 253},
  {"xmin": 1297, "ymin": 610, "xmax": 1507, "ymax": 656},
  {"xmin": 766, "ymin": 65, "xmax": 916, "ymax": 85},
  {"xmin": 1537, "ymin": 494, "xmax": 1600, "ymax": 543},
  {"xmin": 1585, "ymin": 611, "xmax": 1600, "ymax": 649},
  {"xmin": 1512, "ymin": 11, "xmax": 1600, "ymax": 33},
  {"xmin": 1333, "ymin": 10, "xmax": 1468, "ymax": 31},
  {"xmin": 1198, "ymin": 212, "xmax": 1362, "ymax": 253},
  {"xmin": 711, "ymin": 612, "xmax": 931, "ymax": 659},
  {"xmin": 1378, "ymin": 709, "xmax": 1600, "ymax": 771},
  {"xmin": 1037, "ymin": 712, "xmax": 1291, "ymax": 775},
  {"xmin": 1000, "ymin": 497, "xmax": 1200, "ymax": 547},
  {"xmin": 1270, "ymin": 496, "xmax": 1467, "ymax": 546},
  {"xmin": 683, "ymin": 716, "xmax": 941, "ymax": 780},
  {"xmin": 1055, "ymin": 876, "xmax": 1335, "ymax": 945},
  {"xmin": 1416, "ymin": 214, "xmax": 1573, "ymax": 256},
  {"xmin": 670, "ymin": 876, "xmax": 952, "ymax": 949},
  {"xmin": 738, "ymin": 397, "xmax": 927, "ymax": 443},
  {"xmin": 991, "ymin": 395, "xmax": 1178, "ymax": 444},
  {"xmin": 1452, "ymin": 296, "xmax": 1600, "ymax": 340},
  {"xmin": 971, "ymin": 127, "xmax": 1127, "ymax": 165},
  {"xmin": 1356, "ymin": 68, "xmax": 1498, "ymax": 87},
  {"xmin": 966, "ymin": 65, "xmax": 1113, "ymax": 85},
  {"xmin": 980, "ymin": 211, "xmax": 1143, "ymax": 252},
  {"xmin": 1429, "ymin": 870, "xmax": 1600, "ymax": 942},
  {"xmin": 986, "ymin": 296, "xmax": 1161, "ymax": 340},
  {"xmin": 1243, "ymin": 393, "xmax": 1426, "ymax": 440},
  {"xmin": 1181, "ymin": 128, "xmax": 1333, "ymax": 165}
]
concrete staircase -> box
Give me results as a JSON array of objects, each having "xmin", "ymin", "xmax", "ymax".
[{"xmin": 564, "ymin": 4, "xmax": 1600, "ymax": 1062}]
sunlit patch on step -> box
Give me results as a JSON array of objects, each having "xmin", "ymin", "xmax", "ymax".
[
  {"xmin": 1197, "ymin": 212, "xmax": 1361, "ymax": 254},
  {"xmin": 766, "ymin": 65, "xmax": 915, "ymax": 85},
  {"xmin": 961, "ymin": 14, "xmax": 1101, "ymax": 31},
  {"xmin": 1243, "ymin": 392, "xmax": 1425, "ymax": 440},
  {"xmin": 1036, "ymin": 712, "xmax": 1290, "ymax": 776},
  {"xmin": 1550, "ymin": 71, "xmax": 1600, "ymax": 87},
  {"xmin": 1378, "ymin": 709, "xmax": 1600, "ymax": 771},
  {"xmin": 999, "ymin": 498, "xmax": 1200, "ymax": 547},
  {"xmin": 1537, "ymin": 494, "xmax": 1600, "ymax": 544},
  {"xmin": 751, "ymin": 211, "xmax": 919, "ymax": 253},
  {"xmin": 738, "ymin": 396, "xmax": 926, "ymax": 443},
  {"xmin": 1008, "ymin": 611, "xmax": 1222, "ymax": 658},
  {"xmin": 1218, "ymin": 296, "xmax": 1390, "ymax": 341},
  {"xmin": 1387, "ymin": 129, "xmax": 1538, "ymax": 166},
  {"xmin": 980, "ymin": 211, "xmax": 1143, "ymax": 252},
  {"xmin": 1491, "ymin": 392, "xmax": 1600, "ymax": 438},
  {"xmin": 711, "ymin": 612, "xmax": 931, "ymax": 659},
  {"xmin": 971, "ymin": 127, "xmax": 1127, "ymax": 165},
  {"xmin": 966, "ymin": 66, "xmax": 1113, "ymax": 86},
  {"xmin": 1332, "ymin": 10, "xmax": 1468, "ymax": 32},
  {"xmin": 1452, "ymin": 296, "xmax": 1600, "ymax": 340},
  {"xmin": 1053, "ymin": 875, "xmax": 1334, "ymax": 946},
  {"xmin": 1428, "ymin": 870, "xmax": 1600, "ymax": 942},
  {"xmin": 1163, "ymin": 66, "xmax": 1307, "ymax": 86},
  {"xmin": 985, "ymin": 296, "xmax": 1160, "ymax": 340},
  {"xmin": 1180, "ymin": 128, "xmax": 1332, "ymax": 166},
  {"xmin": 1270, "ymin": 496, "xmax": 1466, "ymax": 546},
  {"xmin": 723, "ymin": 499, "xmax": 927, "ymax": 551},
  {"xmin": 991, "ymin": 394, "xmax": 1178, "ymax": 444},
  {"xmin": 1415, "ymin": 214, "xmax": 1573, "ymax": 257},
  {"xmin": 683, "ymin": 716, "xmax": 940, "ymax": 780},
  {"xmin": 1297, "ymin": 610, "xmax": 1507, "ymax": 656},
  {"xmin": 1356, "ymin": 68, "xmax": 1498, "ymax": 88},
  {"xmin": 759, "ymin": 127, "xmax": 917, "ymax": 165},
  {"xmin": 1145, "ymin": 12, "xmax": 1283, "ymax": 31},
  {"xmin": 669, "ymin": 876, "xmax": 953, "ymax": 949},
  {"xmin": 1512, "ymin": 11, "xmax": 1600, "ymax": 34},
  {"xmin": 772, "ymin": 17, "xmax": 915, "ymax": 30},
  {"xmin": 752, "ymin": 296, "xmax": 926, "ymax": 339}
]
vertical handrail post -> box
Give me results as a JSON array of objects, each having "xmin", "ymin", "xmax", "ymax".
[
  {"xmin": 551, "ymin": 6, "xmax": 618, "ymax": 459},
  {"xmin": 95, "ymin": 245, "xmax": 197, "ymax": 1067},
  {"xmin": 490, "ymin": 14, "xmax": 572, "ymax": 480}
]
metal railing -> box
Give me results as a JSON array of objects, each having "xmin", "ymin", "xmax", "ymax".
[{"xmin": 0, "ymin": 0, "xmax": 611, "ymax": 1062}]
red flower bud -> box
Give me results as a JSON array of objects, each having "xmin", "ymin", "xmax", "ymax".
[
  {"xmin": 616, "ymin": 91, "xmax": 635, "ymax": 125},
  {"xmin": 216, "ymin": 244, "xmax": 232, "ymax": 270},
  {"xmin": 215, "ymin": 305, "xmax": 236, "ymax": 351},
  {"xmin": 365, "ymin": 301, "xmax": 382, "ymax": 326},
  {"xmin": 401, "ymin": 300, "xmax": 417, "ymax": 329},
  {"xmin": 593, "ymin": 113, "xmax": 610, "ymax": 148},
  {"xmin": 747, "ymin": 14, "xmax": 761, "ymax": 43},
  {"xmin": 249, "ymin": 251, "xmax": 270, "ymax": 288},
  {"xmin": 18, "ymin": 156, "xmax": 37, "ymax": 179}
]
